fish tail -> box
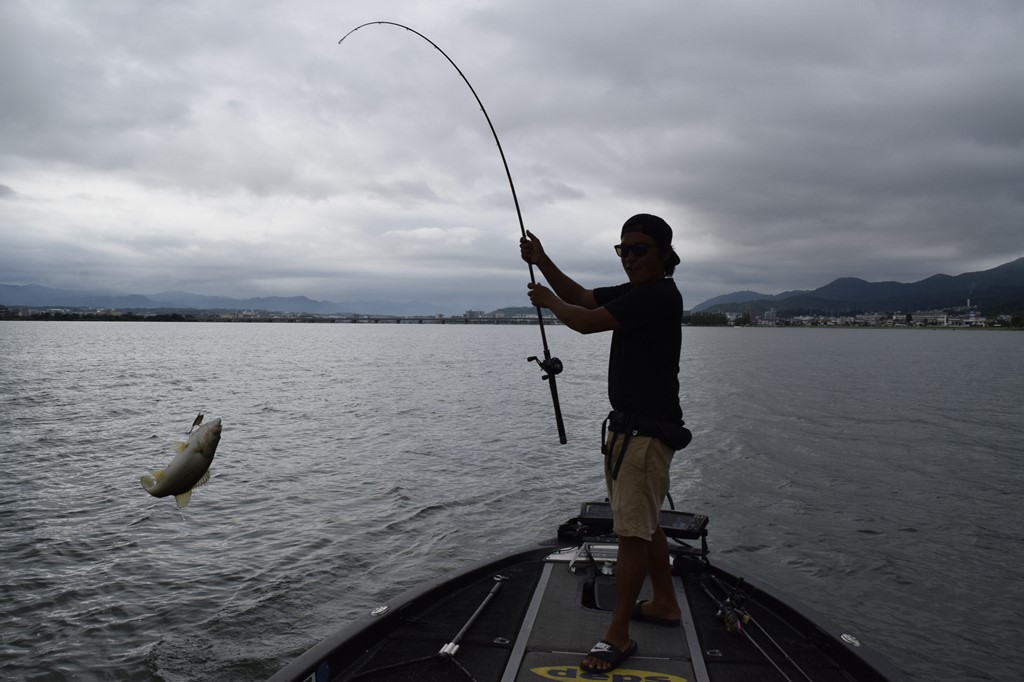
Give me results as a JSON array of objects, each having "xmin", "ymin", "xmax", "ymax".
[{"xmin": 140, "ymin": 469, "xmax": 164, "ymax": 493}]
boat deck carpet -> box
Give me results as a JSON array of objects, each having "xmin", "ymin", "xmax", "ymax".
[{"xmin": 510, "ymin": 561, "xmax": 698, "ymax": 682}]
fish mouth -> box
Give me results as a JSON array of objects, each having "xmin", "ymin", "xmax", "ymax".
[
  {"xmin": 197, "ymin": 417, "xmax": 222, "ymax": 450},
  {"xmin": 205, "ymin": 419, "xmax": 223, "ymax": 444}
]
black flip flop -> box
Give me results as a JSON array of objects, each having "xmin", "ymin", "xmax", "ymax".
[{"xmin": 580, "ymin": 639, "xmax": 638, "ymax": 673}]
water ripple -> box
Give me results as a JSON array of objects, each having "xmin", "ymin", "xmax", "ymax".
[{"xmin": 1, "ymin": 322, "xmax": 1021, "ymax": 681}]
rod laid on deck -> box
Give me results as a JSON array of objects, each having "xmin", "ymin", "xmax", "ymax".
[{"xmin": 439, "ymin": 575, "xmax": 507, "ymax": 656}]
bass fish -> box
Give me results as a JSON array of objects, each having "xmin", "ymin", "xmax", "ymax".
[{"xmin": 141, "ymin": 416, "xmax": 222, "ymax": 509}]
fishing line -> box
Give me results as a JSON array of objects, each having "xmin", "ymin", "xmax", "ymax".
[{"xmin": 338, "ymin": 21, "xmax": 567, "ymax": 444}]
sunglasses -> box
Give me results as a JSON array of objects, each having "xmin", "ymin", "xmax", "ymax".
[{"xmin": 614, "ymin": 242, "xmax": 651, "ymax": 258}]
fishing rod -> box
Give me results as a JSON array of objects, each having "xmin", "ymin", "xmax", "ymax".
[
  {"xmin": 709, "ymin": 575, "xmax": 816, "ymax": 682},
  {"xmin": 349, "ymin": 575, "xmax": 507, "ymax": 681},
  {"xmin": 439, "ymin": 575, "xmax": 506, "ymax": 656},
  {"xmin": 698, "ymin": 581, "xmax": 795, "ymax": 682},
  {"xmin": 338, "ymin": 21, "xmax": 567, "ymax": 444}
]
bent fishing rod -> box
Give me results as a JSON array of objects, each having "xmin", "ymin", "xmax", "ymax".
[{"xmin": 338, "ymin": 21, "xmax": 567, "ymax": 444}]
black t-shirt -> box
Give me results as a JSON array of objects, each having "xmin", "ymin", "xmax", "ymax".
[{"xmin": 593, "ymin": 278, "xmax": 683, "ymax": 423}]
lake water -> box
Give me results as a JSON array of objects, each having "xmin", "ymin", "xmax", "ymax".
[{"xmin": 0, "ymin": 321, "xmax": 1021, "ymax": 681}]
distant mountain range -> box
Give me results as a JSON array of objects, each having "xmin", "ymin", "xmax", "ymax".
[
  {"xmin": 4, "ymin": 256, "xmax": 1023, "ymax": 317},
  {"xmin": 0, "ymin": 285, "xmax": 453, "ymax": 317},
  {"xmin": 691, "ymin": 256, "xmax": 1024, "ymax": 315}
]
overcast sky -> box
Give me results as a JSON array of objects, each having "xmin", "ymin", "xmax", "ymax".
[{"xmin": 2, "ymin": 0, "xmax": 1022, "ymax": 313}]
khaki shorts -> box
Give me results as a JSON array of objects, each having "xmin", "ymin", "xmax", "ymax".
[{"xmin": 604, "ymin": 434, "xmax": 674, "ymax": 540}]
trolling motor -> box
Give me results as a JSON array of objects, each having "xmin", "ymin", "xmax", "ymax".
[{"xmin": 528, "ymin": 351, "xmax": 567, "ymax": 444}]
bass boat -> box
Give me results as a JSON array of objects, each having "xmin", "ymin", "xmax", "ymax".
[{"xmin": 269, "ymin": 501, "xmax": 908, "ymax": 682}]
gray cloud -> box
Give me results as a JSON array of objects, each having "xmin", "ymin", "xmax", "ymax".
[{"xmin": 1, "ymin": 0, "xmax": 1022, "ymax": 312}]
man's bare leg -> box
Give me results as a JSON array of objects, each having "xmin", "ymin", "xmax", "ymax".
[
  {"xmin": 637, "ymin": 526, "xmax": 681, "ymax": 622},
  {"xmin": 580, "ymin": 535, "xmax": 647, "ymax": 672}
]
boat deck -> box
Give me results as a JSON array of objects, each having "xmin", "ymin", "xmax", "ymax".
[
  {"xmin": 318, "ymin": 547, "xmax": 876, "ymax": 682},
  {"xmin": 512, "ymin": 557, "xmax": 701, "ymax": 681},
  {"xmin": 268, "ymin": 507, "xmax": 908, "ymax": 682}
]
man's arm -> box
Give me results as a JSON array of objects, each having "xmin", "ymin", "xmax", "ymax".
[
  {"xmin": 520, "ymin": 230, "xmax": 599, "ymax": 309},
  {"xmin": 527, "ymin": 283, "xmax": 619, "ymax": 334}
]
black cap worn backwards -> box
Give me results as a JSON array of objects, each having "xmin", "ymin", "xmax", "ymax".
[{"xmin": 621, "ymin": 213, "xmax": 681, "ymax": 267}]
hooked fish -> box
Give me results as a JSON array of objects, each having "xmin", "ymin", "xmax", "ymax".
[{"xmin": 141, "ymin": 416, "xmax": 222, "ymax": 509}]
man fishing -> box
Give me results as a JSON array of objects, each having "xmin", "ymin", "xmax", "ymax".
[{"xmin": 521, "ymin": 213, "xmax": 688, "ymax": 675}]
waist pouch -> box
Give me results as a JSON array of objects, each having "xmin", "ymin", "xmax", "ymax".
[{"xmin": 601, "ymin": 410, "xmax": 693, "ymax": 480}]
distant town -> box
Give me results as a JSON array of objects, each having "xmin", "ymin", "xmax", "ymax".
[
  {"xmin": 4, "ymin": 257, "xmax": 1022, "ymax": 326},
  {"xmin": 712, "ymin": 306, "xmax": 1019, "ymax": 328},
  {"xmin": 0, "ymin": 305, "xmax": 548, "ymax": 325},
  {"xmin": 2, "ymin": 304, "xmax": 1020, "ymax": 328}
]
